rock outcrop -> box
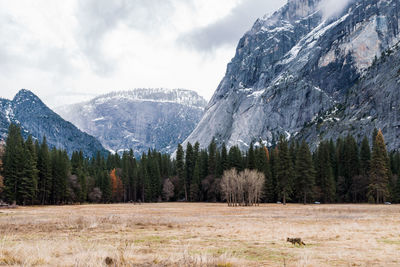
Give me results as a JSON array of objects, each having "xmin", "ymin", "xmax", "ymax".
[
  {"xmin": 184, "ymin": 0, "xmax": 400, "ymax": 150},
  {"xmin": 56, "ymin": 89, "xmax": 207, "ymax": 155},
  {"xmin": 0, "ymin": 89, "xmax": 107, "ymax": 157}
]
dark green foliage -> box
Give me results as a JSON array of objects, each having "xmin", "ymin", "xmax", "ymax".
[
  {"xmin": 208, "ymin": 138, "xmax": 217, "ymax": 176},
  {"xmin": 368, "ymin": 130, "xmax": 390, "ymax": 203},
  {"xmin": 247, "ymin": 142, "xmax": 255, "ymax": 170},
  {"xmin": 359, "ymin": 136, "xmax": 371, "ymax": 176},
  {"xmin": 37, "ymin": 137, "xmax": 52, "ymax": 204},
  {"xmin": 2, "ymin": 124, "xmax": 25, "ymax": 203},
  {"xmin": 228, "ymin": 146, "xmax": 243, "ymax": 171},
  {"xmin": 2, "ymin": 125, "xmax": 38, "ymax": 204},
  {"xmin": 217, "ymin": 143, "xmax": 228, "ymax": 177},
  {"xmin": 50, "ymin": 148, "xmax": 68, "ymax": 204},
  {"xmin": 1, "ymin": 124, "xmax": 397, "ymax": 205},
  {"xmin": 314, "ymin": 141, "xmax": 336, "ymax": 203},
  {"xmin": 147, "ymin": 150, "xmax": 162, "ymax": 202},
  {"xmin": 190, "ymin": 158, "xmax": 201, "ymax": 201},
  {"xmin": 176, "ymin": 144, "xmax": 186, "ymax": 200},
  {"xmin": 275, "ymin": 136, "xmax": 293, "ymax": 205},
  {"xmin": 350, "ymin": 136, "xmax": 371, "ymax": 203},
  {"xmin": 294, "ymin": 141, "xmax": 315, "ymax": 204},
  {"xmin": 185, "ymin": 143, "xmax": 195, "ymax": 197},
  {"xmin": 20, "ymin": 135, "xmax": 38, "ymax": 204}
]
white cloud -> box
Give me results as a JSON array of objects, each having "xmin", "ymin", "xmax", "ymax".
[
  {"xmin": 178, "ymin": 0, "xmax": 286, "ymax": 51},
  {"xmin": 0, "ymin": 0, "xmax": 286, "ymax": 108},
  {"xmin": 318, "ymin": 0, "xmax": 354, "ymax": 20}
]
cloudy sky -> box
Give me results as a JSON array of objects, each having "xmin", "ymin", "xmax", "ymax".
[{"xmin": 0, "ymin": 0, "xmax": 286, "ymax": 108}]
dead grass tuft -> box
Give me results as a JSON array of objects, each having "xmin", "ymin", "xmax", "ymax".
[{"xmin": 0, "ymin": 203, "xmax": 399, "ymax": 266}]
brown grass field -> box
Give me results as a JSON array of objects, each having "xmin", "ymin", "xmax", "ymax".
[{"xmin": 0, "ymin": 203, "xmax": 399, "ymax": 266}]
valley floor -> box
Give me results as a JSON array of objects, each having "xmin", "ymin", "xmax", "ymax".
[{"xmin": 0, "ymin": 203, "xmax": 399, "ymax": 266}]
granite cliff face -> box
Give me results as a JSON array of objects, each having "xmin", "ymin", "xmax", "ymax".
[
  {"xmin": 299, "ymin": 42, "xmax": 400, "ymax": 150},
  {"xmin": 184, "ymin": 0, "xmax": 400, "ymax": 150},
  {"xmin": 0, "ymin": 90, "xmax": 107, "ymax": 157},
  {"xmin": 56, "ymin": 89, "xmax": 207, "ymax": 155}
]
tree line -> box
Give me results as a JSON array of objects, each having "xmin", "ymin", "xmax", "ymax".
[{"xmin": 1, "ymin": 123, "xmax": 399, "ymax": 205}]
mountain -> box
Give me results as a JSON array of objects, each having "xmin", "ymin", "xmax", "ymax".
[
  {"xmin": 55, "ymin": 88, "xmax": 207, "ymax": 155},
  {"xmin": 0, "ymin": 89, "xmax": 107, "ymax": 157},
  {"xmin": 184, "ymin": 0, "xmax": 400, "ymax": 151}
]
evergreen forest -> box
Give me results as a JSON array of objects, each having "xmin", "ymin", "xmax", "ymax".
[{"xmin": 1, "ymin": 123, "xmax": 400, "ymax": 205}]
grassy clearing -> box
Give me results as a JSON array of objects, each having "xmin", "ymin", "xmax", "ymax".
[{"xmin": 0, "ymin": 203, "xmax": 399, "ymax": 266}]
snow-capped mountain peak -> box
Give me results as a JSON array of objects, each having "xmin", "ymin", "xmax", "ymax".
[
  {"xmin": 88, "ymin": 88, "xmax": 207, "ymax": 110},
  {"xmin": 56, "ymin": 88, "xmax": 207, "ymax": 156}
]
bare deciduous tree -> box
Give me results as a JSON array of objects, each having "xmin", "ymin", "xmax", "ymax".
[
  {"xmin": 162, "ymin": 178, "xmax": 175, "ymax": 201},
  {"xmin": 221, "ymin": 168, "xmax": 264, "ymax": 206},
  {"xmin": 88, "ymin": 187, "xmax": 102, "ymax": 202}
]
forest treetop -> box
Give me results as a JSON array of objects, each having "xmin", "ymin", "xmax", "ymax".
[{"xmin": 1, "ymin": 123, "xmax": 399, "ymax": 205}]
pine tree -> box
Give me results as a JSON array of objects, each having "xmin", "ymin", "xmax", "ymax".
[
  {"xmin": 215, "ymin": 149, "xmax": 221, "ymax": 177},
  {"xmin": 247, "ymin": 142, "xmax": 255, "ymax": 170},
  {"xmin": 289, "ymin": 141, "xmax": 297, "ymax": 167},
  {"xmin": 101, "ymin": 170, "xmax": 112, "ymax": 202},
  {"xmin": 228, "ymin": 146, "xmax": 243, "ymax": 171},
  {"xmin": 121, "ymin": 152, "xmax": 130, "ymax": 201},
  {"xmin": 372, "ymin": 128, "xmax": 379, "ymax": 145},
  {"xmin": 254, "ymin": 145, "xmax": 272, "ymax": 202},
  {"xmin": 200, "ymin": 149, "xmax": 209, "ymax": 179},
  {"xmin": 294, "ymin": 141, "xmax": 315, "ymax": 204},
  {"xmin": 359, "ymin": 136, "xmax": 371, "ymax": 176},
  {"xmin": 390, "ymin": 152, "xmax": 400, "ymax": 202},
  {"xmin": 208, "ymin": 138, "xmax": 217, "ymax": 176},
  {"xmin": 315, "ymin": 142, "xmax": 336, "ymax": 203},
  {"xmin": 37, "ymin": 136, "xmax": 52, "ymax": 204},
  {"xmin": 217, "ymin": 143, "xmax": 228, "ymax": 177},
  {"xmin": 138, "ymin": 153, "xmax": 149, "ymax": 202},
  {"xmin": 275, "ymin": 136, "xmax": 293, "ymax": 205},
  {"xmin": 343, "ymin": 135, "xmax": 359, "ymax": 201},
  {"xmin": 71, "ymin": 151, "xmax": 88, "ymax": 203},
  {"xmin": 350, "ymin": 136, "xmax": 371, "ymax": 203},
  {"xmin": 193, "ymin": 142, "xmax": 200, "ymax": 163},
  {"xmin": 2, "ymin": 124, "xmax": 25, "ymax": 203},
  {"xmin": 19, "ymin": 135, "xmax": 38, "ymax": 204},
  {"xmin": 176, "ymin": 144, "xmax": 186, "ymax": 200},
  {"xmin": 128, "ymin": 154, "xmax": 137, "ymax": 201},
  {"xmin": 148, "ymin": 150, "xmax": 161, "ymax": 201},
  {"xmin": 368, "ymin": 130, "xmax": 390, "ymax": 203},
  {"xmin": 185, "ymin": 143, "xmax": 195, "ymax": 197},
  {"xmin": 50, "ymin": 149, "xmax": 68, "ymax": 204},
  {"xmin": 190, "ymin": 158, "xmax": 201, "ymax": 201},
  {"xmin": 270, "ymin": 147, "xmax": 279, "ymax": 202},
  {"xmin": 328, "ymin": 139, "xmax": 338, "ymax": 187}
]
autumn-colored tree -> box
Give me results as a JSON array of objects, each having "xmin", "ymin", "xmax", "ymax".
[
  {"xmin": 110, "ymin": 169, "xmax": 124, "ymax": 202},
  {"xmin": 264, "ymin": 147, "xmax": 270, "ymax": 162}
]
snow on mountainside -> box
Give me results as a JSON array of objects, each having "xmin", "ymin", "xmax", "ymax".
[
  {"xmin": 87, "ymin": 88, "xmax": 207, "ymax": 109},
  {"xmin": 0, "ymin": 89, "xmax": 107, "ymax": 157},
  {"xmin": 184, "ymin": 0, "xmax": 400, "ymax": 151},
  {"xmin": 56, "ymin": 88, "xmax": 207, "ymax": 155}
]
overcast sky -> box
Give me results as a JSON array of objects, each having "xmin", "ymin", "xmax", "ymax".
[{"xmin": 0, "ymin": 0, "xmax": 286, "ymax": 108}]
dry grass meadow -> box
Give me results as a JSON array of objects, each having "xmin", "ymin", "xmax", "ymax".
[{"xmin": 0, "ymin": 203, "xmax": 399, "ymax": 266}]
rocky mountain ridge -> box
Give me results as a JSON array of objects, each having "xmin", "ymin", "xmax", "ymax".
[
  {"xmin": 184, "ymin": 0, "xmax": 400, "ymax": 150},
  {"xmin": 0, "ymin": 89, "xmax": 107, "ymax": 157},
  {"xmin": 56, "ymin": 88, "xmax": 207, "ymax": 155}
]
